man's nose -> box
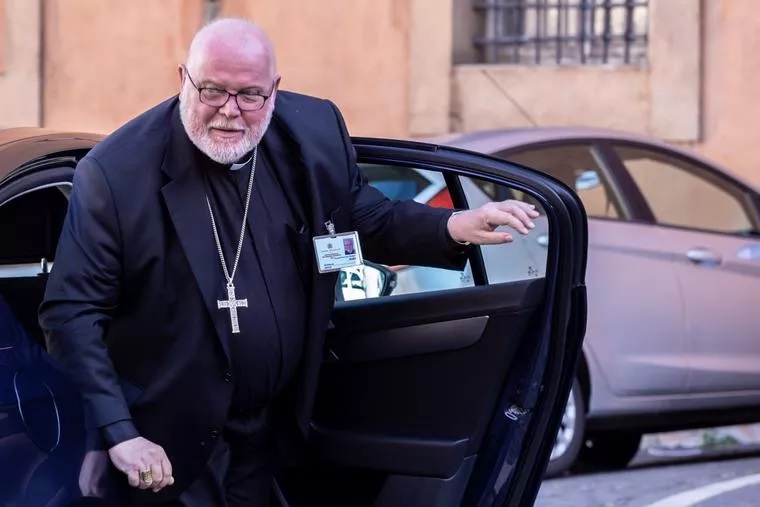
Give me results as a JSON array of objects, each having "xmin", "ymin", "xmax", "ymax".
[{"xmin": 219, "ymin": 95, "xmax": 241, "ymax": 118}]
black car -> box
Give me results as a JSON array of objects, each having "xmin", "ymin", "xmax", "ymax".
[{"xmin": 0, "ymin": 128, "xmax": 587, "ymax": 506}]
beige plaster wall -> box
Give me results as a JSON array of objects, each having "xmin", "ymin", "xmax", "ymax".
[
  {"xmin": 0, "ymin": 0, "xmax": 41, "ymax": 128},
  {"xmin": 408, "ymin": 0, "xmax": 452, "ymax": 137},
  {"xmin": 696, "ymin": 0, "xmax": 760, "ymax": 188},
  {"xmin": 43, "ymin": 0, "xmax": 203, "ymax": 134},
  {"xmin": 221, "ymin": 0, "xmax": 411, "ymax": 138},
  {"xmin": 451, "ymin": 65, "xmax": 651, "ymax": 133}
]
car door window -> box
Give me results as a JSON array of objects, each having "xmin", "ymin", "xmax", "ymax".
[
  {"xmin": 336, "ymin": 163, "xmax": 475, "ymax": 301},
  {"xmin": 613, "ymin": 145, "xmax": 756, "ymax": 234},
  {"xmin": 336, "ymin": 164, "xmax": 551, "ymax": 301},
  {"xmin": 361, "ymin": 164, "xmax": 438, "ymax": 202},
  {"xmin": 496, "ymin": 144, "xmax": 624, "ymax": 220},
  {"xmin": 460, "ymin": 175, "xmax": 549, "ymax": 283}
]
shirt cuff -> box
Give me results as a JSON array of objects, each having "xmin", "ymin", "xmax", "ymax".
[
  {"xmin": 444, "ymin": 210, "xmax": 471, "ymax": 248},
  {"xmin": 100, "ymin": 419, "xmax": 139, "ymax": 448}
]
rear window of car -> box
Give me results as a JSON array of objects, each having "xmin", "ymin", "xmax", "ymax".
[{"xmin": 361, "ymin": 165, "xmax": 433, "ymax": 201}]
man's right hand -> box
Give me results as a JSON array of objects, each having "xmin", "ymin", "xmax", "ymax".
[{"xmin": 108, "ymin": 436, "xmax": 175, "ymax": 492}]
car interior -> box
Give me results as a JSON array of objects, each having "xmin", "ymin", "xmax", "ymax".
[{"xmin": 0, "ymin": 185, "xmax": 68, "ymax": 350}]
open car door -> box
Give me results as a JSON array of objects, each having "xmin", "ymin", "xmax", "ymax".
[{"xmin": 277, "ymin": 139, "xmax": 588, "ymax": 507}]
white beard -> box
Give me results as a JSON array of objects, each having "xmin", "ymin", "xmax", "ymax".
[{"xmin": 179, "ymin": 89, "xmax": 274, "ymax": 165}]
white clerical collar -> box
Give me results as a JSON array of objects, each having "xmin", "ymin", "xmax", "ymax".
[{"xmin": 229, "ymin": 153, "xmax": 253, "ymax": 171}]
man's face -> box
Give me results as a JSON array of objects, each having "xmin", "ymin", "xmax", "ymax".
[{"xmin": 179, "ymin": 47, "xmax": 279, "ymax": 164}]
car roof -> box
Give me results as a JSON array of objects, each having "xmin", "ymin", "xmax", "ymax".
[
  {"xmin": 425, "ymin": 126, "xmax": 758, "ymax": 190},
  {"xmin": 425, "ymin": 126, "xmax": 683, "ymax": 153},
  {"xmin": 0, "ymin": 127, "xmax": 103, "ymax": 180}
]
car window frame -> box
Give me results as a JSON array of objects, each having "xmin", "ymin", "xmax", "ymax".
[{"xmin": 605, "ymin": 140, "xmax": 760, "ymax": 237}]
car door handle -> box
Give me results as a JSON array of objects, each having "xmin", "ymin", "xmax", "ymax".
[
  {"xmin": 738, "ymin": 243, "xmax": 760, "ymax": 260},
  {"xmin": 686, "ymin": 247, "xmax": 722, "ymax": 266}
]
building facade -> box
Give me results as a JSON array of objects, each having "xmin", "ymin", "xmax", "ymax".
[{"xmin": 1, "ymin": 0, "xmax": 759, "ymax": 186}]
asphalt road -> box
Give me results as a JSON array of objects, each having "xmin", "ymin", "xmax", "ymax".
[{"xmin": 535, "ymin": 445, "xmax": 760, "ymax": 507}]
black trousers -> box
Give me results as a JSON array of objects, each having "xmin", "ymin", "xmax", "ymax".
[{"xmin": 168, "ymin": 407, "xmax": 275, "ymax": 507}]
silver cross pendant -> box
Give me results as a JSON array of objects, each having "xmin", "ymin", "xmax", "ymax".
[{"xmin": 217, "ymin": 283, "xmax": 248, "ymax": 334}]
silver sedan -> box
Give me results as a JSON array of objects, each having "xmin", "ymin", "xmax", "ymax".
[{"xmin": 423, "ymin": 127, "xmax": 760, "ymax": 477}]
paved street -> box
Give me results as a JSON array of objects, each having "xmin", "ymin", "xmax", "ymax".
[{"xmin": 536, "ymin": 445, "xmax": 760, "ymax": 507}]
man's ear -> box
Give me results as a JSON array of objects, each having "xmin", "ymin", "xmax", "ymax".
[{"xmin": 177, "ymin": 65, "xmax": 185, "ymax": 91}]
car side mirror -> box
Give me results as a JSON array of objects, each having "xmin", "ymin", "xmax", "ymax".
[
  {"xmin": 575, "ymin": 170, "xmax": 601, "ymax": 191},
  {"xmin": 338, "ymin": 261, "xmax": 397, "ymax": 301},
  {"xmin": 365, "ymin": 261, "xmax": 397, "ymax": 297}
]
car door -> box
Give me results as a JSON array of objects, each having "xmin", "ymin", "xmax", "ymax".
[
  {"xmin": 275, "ymin": 139, "xmax": 588, "ymax": 506},
  {"xmin": 610, "ymin": 144, "xmax": 760, "ymax": 399},
  {"xmin": 495, "ymin": 142, "xmax": 689, "ymax": 404}
]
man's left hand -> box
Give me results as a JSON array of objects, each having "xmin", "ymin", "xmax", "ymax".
[{"xmin": 447, "ymin": 200, "xmax": 540, "ymax": 245}]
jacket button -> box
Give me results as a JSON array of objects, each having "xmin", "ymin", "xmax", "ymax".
[
  {"xmin": 210, "ymin": 430, "xmax": 219, "ymax": 439},
  {"xmin": 223, "ymin": 373, "xmax": 233, "ymax": 383}
]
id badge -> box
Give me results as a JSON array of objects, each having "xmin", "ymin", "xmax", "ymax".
[{"xmin": 313, "ymin": 230, "xmax": 364, "ymax": 273}]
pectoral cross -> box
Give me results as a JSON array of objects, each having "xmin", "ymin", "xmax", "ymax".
[{"xmin": 217, "ymin": 284, "xmax": 248, "ymax": 334}]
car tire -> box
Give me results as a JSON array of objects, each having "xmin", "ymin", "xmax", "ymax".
[
  {"xmin": 578, "ymin": 430, "xmax": 642, "ymax": 470},
  {"xmin": 544, "ymin": 378, "xmax": 586, "ymax": 478}
]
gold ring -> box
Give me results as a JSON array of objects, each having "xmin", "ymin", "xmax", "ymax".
[{"xmin": 140, "ymin": 468, "xmax": 153, "ymax": 485}]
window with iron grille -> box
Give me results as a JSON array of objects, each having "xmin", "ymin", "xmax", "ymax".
[{"xmin": 473, "ymin": 0, "xmax": 649, "ymax": 65}]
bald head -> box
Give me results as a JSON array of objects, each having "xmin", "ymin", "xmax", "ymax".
[{"xmin": 185, "ymin": 18, "xmax": 277, "ymax": 77}]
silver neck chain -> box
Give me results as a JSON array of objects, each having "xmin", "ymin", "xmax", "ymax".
[{"xmin": 205, "ymin": 147, "xmax": 258, "ymax": 287}]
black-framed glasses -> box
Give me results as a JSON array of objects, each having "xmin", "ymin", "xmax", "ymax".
[{"xmin": 183, "ymin": 66, "xmax": 275, "ymax": 112}]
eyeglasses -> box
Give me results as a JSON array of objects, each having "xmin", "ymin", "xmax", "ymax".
[{"xmin": 183, "ymin": 67, "xmax": 275, "ymax": 112}]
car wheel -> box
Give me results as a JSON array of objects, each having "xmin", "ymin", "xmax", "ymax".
[
  {"xmin": 544, "ymin": 378, "xmax": 586, "ymax": 478},
  {"xmin": 578, "ymin": 430, "xmax": 642, "ymax": 470}
]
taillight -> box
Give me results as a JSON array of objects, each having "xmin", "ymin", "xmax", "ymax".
[{"xmin": 427, "ymin": 189, "xmax": 454, "ymax": 209}]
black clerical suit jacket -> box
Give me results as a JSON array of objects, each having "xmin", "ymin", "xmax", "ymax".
[{"xmin": 39, "ymin": 91, "xmax": 465, "ymax": 501}]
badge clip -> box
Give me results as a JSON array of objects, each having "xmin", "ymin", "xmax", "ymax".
[{"xmin": 325, "ymin": 220, "xmax": 336, "ymax": 237}]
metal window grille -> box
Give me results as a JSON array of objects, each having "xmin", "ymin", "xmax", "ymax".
[{"xmin": 473, "ymin": 0, "xmax": 649, "ymax": 65}]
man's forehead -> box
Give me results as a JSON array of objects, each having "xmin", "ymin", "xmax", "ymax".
[{"xmin": 194, "ymin": 41, "xmax": 273, "ymax": 81}]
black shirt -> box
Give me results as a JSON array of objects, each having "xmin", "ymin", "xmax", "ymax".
[{"xmin": 198, "ymin": 144, "xmax": 306, "ymax": 413}]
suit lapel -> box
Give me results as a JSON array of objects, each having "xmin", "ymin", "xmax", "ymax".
[
  {"xmin": 265, "ymin": 116, "xmax": 338, "ymax": 318},
  {"xmin": 159, "ymin": 110, "xmax": 232, "ymax": 364},
  {"xmin": 269, "ymin": 105, "xmax": 343, "ymax": 433},
  {"xmin": 266, "ymin": 115, "xmax": 331, "ymax": 243},
  {"xmin": 261, "ymin": 126, "xmax": 309, "ymax": 230},
  {"xmin": 247, "ymin": 126, "xmax": 322, "ymax": 351}
]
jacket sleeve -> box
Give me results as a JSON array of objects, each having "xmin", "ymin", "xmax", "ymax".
[
  {"xmin": 326, "ymin": 101, "xmax": 469, "ymax": 269},
  {"xmin": 38, "ymin": 156, "xmax": 138, "ymax": 445}
]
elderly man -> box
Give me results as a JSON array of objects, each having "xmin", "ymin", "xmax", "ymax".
[{"xmin": 39, "ymin": 17, "xmax": 538, "ymax": 507}]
